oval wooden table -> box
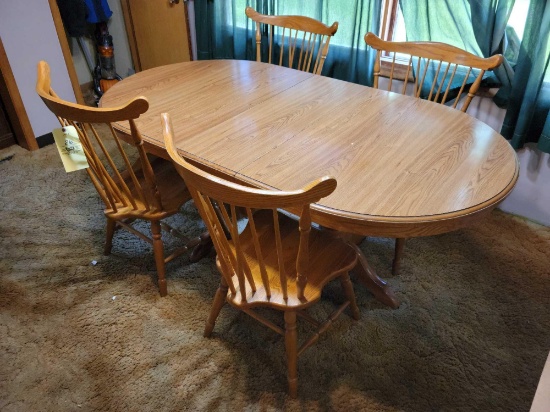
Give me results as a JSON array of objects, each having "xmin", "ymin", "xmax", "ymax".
[{"xmin": 101, "ymin": 60, "xmax": 519, "ymax": 308}]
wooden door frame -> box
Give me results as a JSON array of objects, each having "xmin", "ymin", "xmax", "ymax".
[
  {"xmin": 120, "ymin": 0, "xmax": 194, "ymax": 73},
  {"xmin": 120, "ymin": 0, "xmax": 142, "ymax": 71}
]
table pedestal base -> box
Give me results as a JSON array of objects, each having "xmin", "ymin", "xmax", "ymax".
[
  {"xmin": 189, "ymin": 232, "xmax": 214, "ymax": 262},
  {"xmin": 328, "ymin": 231, "xmax": 399, "ymax": 309},
  {"xmin": 348, "ymin": 242, "xmax": 400, "ymax": 309}
]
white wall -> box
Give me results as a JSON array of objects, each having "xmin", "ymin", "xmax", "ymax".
[
  {"xmin": 0, "ymin": 2, "xmax": 76, "ymax": 138},
  {"xmin": 500, "ymin": 147, "xmax": 550, "ymax": 226}
]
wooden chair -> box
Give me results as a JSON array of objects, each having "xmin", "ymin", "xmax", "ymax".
[
  {"xmin": 245, "ymin": 6, "xmax": 338, "ymax": 75},
  {"xmin": 36, "ymin": 60, "xmax": 203, "ymax": 297},
  {"xmin": 162, "ymin": 113, "xmax": 359, "ymax": 397},
  {"xmin": 364, "ymin": 32, "xmax": 503, "ymax": 275}
]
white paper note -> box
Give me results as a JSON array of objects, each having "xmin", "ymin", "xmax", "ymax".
[{"xmin": 53, "ymin": 126, "xmax": 89, "ymax": 173}]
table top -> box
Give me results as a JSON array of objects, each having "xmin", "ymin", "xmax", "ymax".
[{"xmin": 100, "ymin": 60, "xmax": 519, "ymax": 237}]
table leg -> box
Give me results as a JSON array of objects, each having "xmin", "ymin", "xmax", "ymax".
[
  {"xmin": 392, "ymin": 237, "xmax": 406, "ymax": 276},
  {"xmin": 348, "ymin": 242, "xmax": 400, "ymax": 309},
  {"xmin": 189, "ymin": 232, "xmax": 213, "ymax": 262},
  {"xmin": 160, "ymin": 222, "xmax": 213, "ymax": 263},
  {"xmin": 328, "ymin": 231, "xmax": 399, "ymax": 309}
]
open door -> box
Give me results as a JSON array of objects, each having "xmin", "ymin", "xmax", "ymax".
[{"xmin": 121, "ymin": 0, "xmax": 192, "ymax": 71}]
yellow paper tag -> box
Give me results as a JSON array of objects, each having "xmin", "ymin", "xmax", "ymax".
[{"xmin": 53, "ymin": 126, "xmax": 89, "ymax": 173}]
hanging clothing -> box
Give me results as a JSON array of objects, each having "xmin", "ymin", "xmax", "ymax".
[
  {"xmin": 56, "ymin": 0, "xmax": 88, "ymax": 37},
  {"xmin": 84, "ymin": 0, "xmax": 113, "ymax": 23}
]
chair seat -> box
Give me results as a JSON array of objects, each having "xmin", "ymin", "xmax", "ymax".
[
  {"xmin": 224, "ymin": 210, "xmax": 357, "ymax": 310},
  {"xmin": 105, "ymin": 157, "xmax": 191, "ymax": 220}
]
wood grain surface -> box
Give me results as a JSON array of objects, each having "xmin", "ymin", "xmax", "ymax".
[{"xmin": 100, "ymin": 60, "xmax": 519, "ymax": 238}]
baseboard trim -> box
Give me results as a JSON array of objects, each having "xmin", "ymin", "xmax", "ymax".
[{"xmin": 37, "ymin": 132, "xmax": 54, "ymax": 148}]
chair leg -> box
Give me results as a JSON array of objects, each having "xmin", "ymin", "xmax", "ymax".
[
  {"xmin": 284, "ymin": 311, "xmax": 298, "ymax": 398},
  {"xmin": 340, "ymin": 273, "xmax": 360, "ymax": 320},
  {"xmin": 104, "ymin": 218, "xmax": 116, "ymax": 255},
  {"xmin": 151, "ymin": 221, "xmax": 167, "ymax": 297},
  {"xmin": 204, "ymin": 279, "xmax": 229, "ymax": 337},
  {"xmin": 392, "ymin": 238, "xmax": 406, "ymax": 276}
]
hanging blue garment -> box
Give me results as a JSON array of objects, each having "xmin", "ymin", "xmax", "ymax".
[{"xmin": 84, "ymin": 0, "xmax": 113, "ymax": 23}]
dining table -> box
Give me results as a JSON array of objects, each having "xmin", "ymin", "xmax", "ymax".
[{"xmin": 100, "ymin": 59, "xmax": 519, "ymax": 308}]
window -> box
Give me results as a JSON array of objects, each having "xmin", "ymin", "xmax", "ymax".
[
  {"xmin": 507, "ymin": 0, "xmax": 530, "ymax": 39},
  {"xmin": 379, "ymin": 0, "xmax": 404, "ymax": 43}
]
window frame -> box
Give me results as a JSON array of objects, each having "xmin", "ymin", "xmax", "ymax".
[
  {"xmin": 380, "ymin": 0, "xmax": 399, "ymax": 45},
  {"xmin": 378, "ymin": 0, "xmax": 413, "ymax": 81}
]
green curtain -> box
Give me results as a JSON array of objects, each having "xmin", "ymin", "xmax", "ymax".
[
  {"xmin": 194, "ymin": 0, "xmax": 381, "ymax": 86},
  {"xmin": 194, "ymin": 0, "xmax": 258, "ymax": 61},
  {"xmin": 501, "ymin": 1, "xmax": 550, "ymax": 153},
  {"xmin": 399, "ymin": 0, "xmax": 516, "ymax": 105}
]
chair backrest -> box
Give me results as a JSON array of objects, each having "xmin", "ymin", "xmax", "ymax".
[
  {"xmin": 162, "ymin": 113, "xmax": 337, "ymax": 306},
  {"xmin": 36, "ymin": 60, "xmax": 164, "ymax": 216},
  {"xmin": 364, "ymin": 32, "xmax": 503, "ymax": 112},
  {"xmin": 245, "ymin": 6, "xmax": 338, "ymax": 75}
]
